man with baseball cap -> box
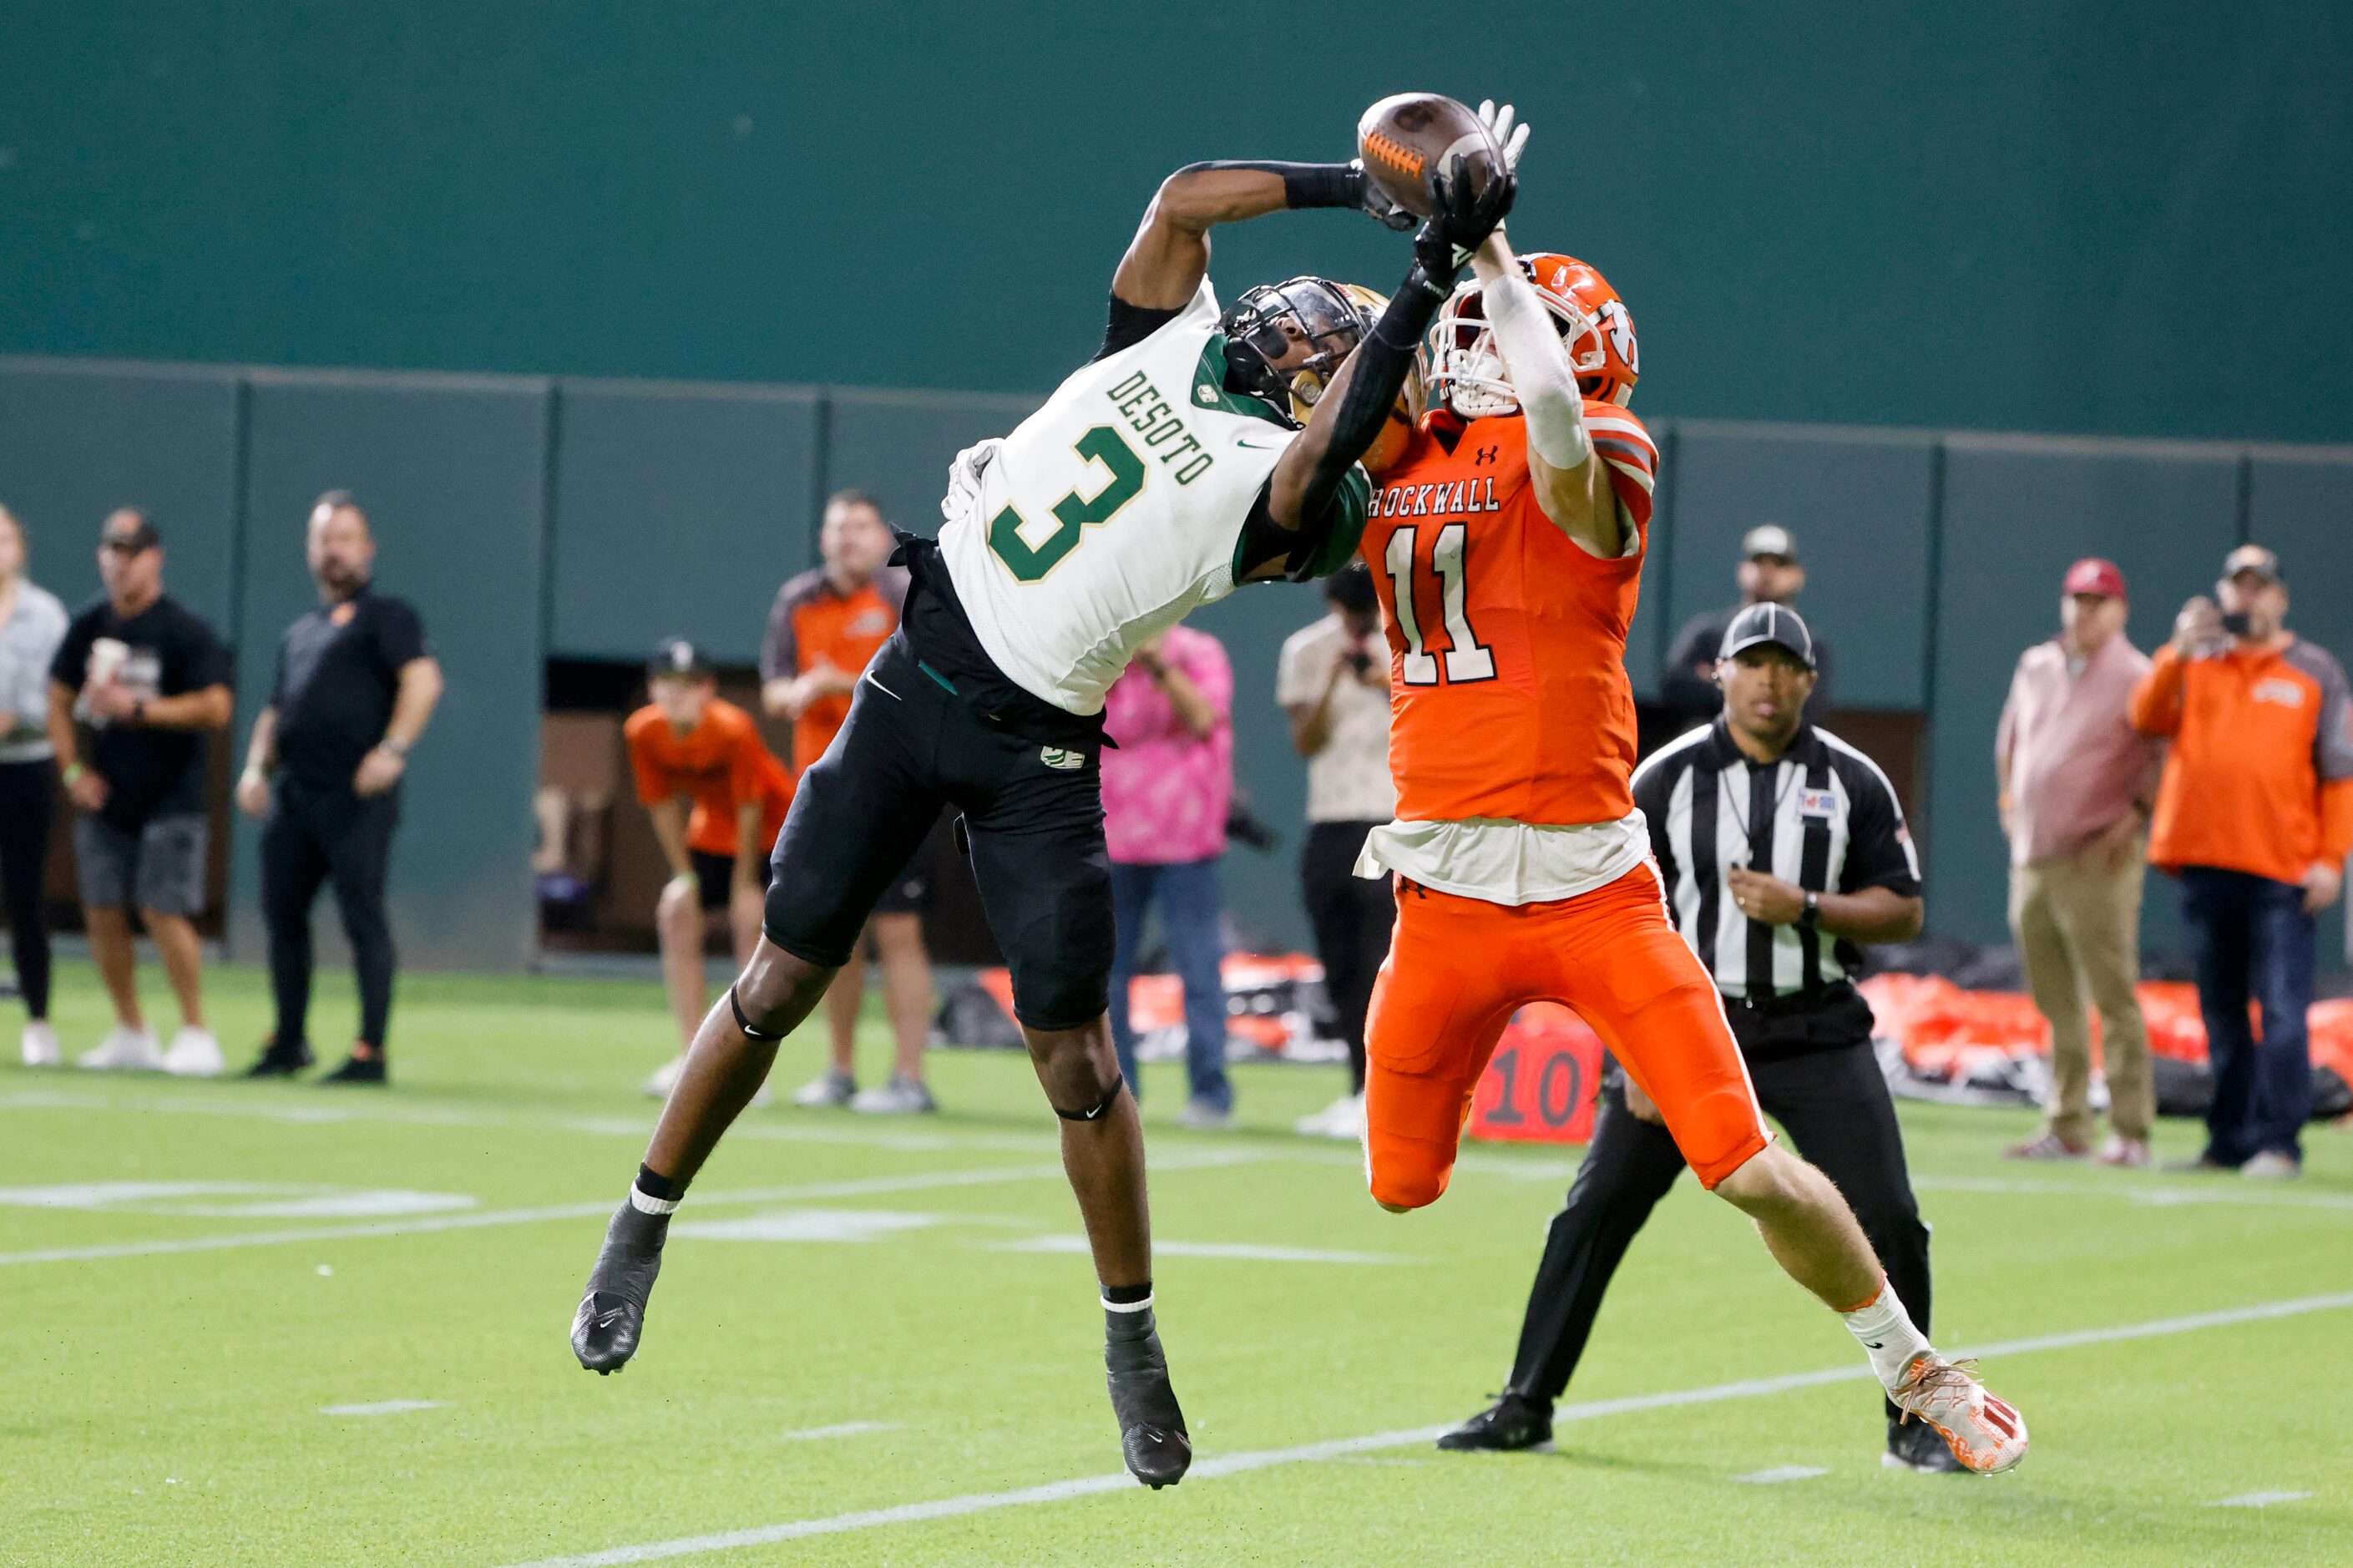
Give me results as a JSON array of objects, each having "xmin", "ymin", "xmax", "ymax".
[
  {"xmin": 625, "ymin": 637, "xmax": 794, "ymax": 1102},
  {"xmin": 1660, "ymin": 524, "xmax": 1835, "ymax": 730},
  {"xmin": 2130, "ymin": 544, "xmax": 2353, "ymax": 1180},
  {"xmin": 1996, "ymin": 559, "xmax": 2163, "ymax": 1166},
  {"xmin": 1445, "ymin": 601, "xmax": 1958, "ymax": 1469}
]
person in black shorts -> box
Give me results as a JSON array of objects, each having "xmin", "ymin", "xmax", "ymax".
[
  {"xmin": 569, "ymin": 139, "xmax": 1511, "ymax": 1489},
  {"xmin": 236, "ymin": 493, "xmax": 443, "ymax": 1085}
]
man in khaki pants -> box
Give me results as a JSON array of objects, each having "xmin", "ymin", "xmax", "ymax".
[{"xmin": 1996, "ymin": 559, "xmax": 2163, "ymax": 1166}]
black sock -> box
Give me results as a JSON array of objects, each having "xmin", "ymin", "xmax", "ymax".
[
  {"xmin": 633, "ymin": 1163, "xmax": 686, "ymax": 1208},
  {"xmin": 1102, "ymin": 1279, "xmax": 1152, "ymax": 1308}
]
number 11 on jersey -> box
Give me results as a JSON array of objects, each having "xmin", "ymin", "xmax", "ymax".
[{"xmin": 1384, "ymin": 523, "xmax": 1495, "ymax": 686}]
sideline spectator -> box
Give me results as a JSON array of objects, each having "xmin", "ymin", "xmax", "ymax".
[
  {"xmin": 2131, "ymin": 544, "xmax": 2353, "ymax": 1181},
  {"xmin": 48, "ymin": 509, "xmax": 234, "ymax": 1075},
  {"xmin": 0, "ymin": 505, "xmax": 69, "ymax": 1066},
  {"xmin": 1660, "ymin": 524, "xmax": 1834, "ymax": 728},
  {"xmin": 1996, "ymin": 559, "xmax": 2162, "ymax": 1166},
  {"xmin": 1104, "ymin": 625, "xmax": 1235, "ymax": 1129},
  {"xmin": 761, "ymin": 489, "xmax": 936, "ymax": 1113},
  {"xmin": 626, "ymin": 638, "xmax": 792, "ymax": 1103},
  {"xmin": 238, "ymin": 493, "xmax": 443, "ymax": 1085},
  {"xmin": 1277, "ymin": 563, "xmax": 1395, "ymax": 1140}
]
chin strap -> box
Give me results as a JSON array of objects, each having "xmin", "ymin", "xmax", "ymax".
[
  {"xmin": 1054, "ymin": 1075, "xmax": 1127, "ymax": 1122},
  {"xmin": 726, "ymin": 985, "xmax": 784, "ymax": 1042}
]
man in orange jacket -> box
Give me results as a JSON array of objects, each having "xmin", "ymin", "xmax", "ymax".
[{"xmin": 2130, "ymin": 544, "xmax": 2353, "ymax": 1180}]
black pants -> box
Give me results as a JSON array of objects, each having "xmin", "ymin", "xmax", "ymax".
[
  {"xmin": 1505, "ymin": 1034, "xmax": 1930, "ymax": 1431},
  {"xmin": 763, "ymin": 635, "xmax": 1111, "ymax": 1031},
  {"xmin": 1300, "ymin": 820, "xmax": 1392, "ymax": 1094},
  {"xmin": 0, "ymin": 760, "xmax": 54, "ymax": 1020},
  {"xmin": 262, "ymin": 778, "xmax": 400, "ymax": 1052}
]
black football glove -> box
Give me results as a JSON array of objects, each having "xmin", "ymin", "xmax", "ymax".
[
  {"xmin": 1347, "ymin": 159, "xmax": 1419, "ymax": 231},
  {"xmin": 1411, "ymin": 163, "xmax": 1517, "ymax": 291}
]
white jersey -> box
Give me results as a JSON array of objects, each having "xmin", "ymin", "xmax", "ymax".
[{"xmin": 939, "ymin": 279, "xmax": 1356, "ymax": 716}]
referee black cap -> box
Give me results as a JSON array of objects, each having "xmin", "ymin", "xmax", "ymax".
[
  {"xmin": 647, "ymin": 635, "xmax": 713, "ymax": 680},
  {"xmin": 1718, "ymin": 603, "xmax": 1816, "ymax": 669}
]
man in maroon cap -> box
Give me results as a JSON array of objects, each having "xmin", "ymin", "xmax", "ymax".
[{"xmin": 1996, "ymin": 559, "xmax": 2164, "ymax": 1165}]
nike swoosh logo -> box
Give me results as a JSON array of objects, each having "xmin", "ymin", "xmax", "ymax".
[
  {"xmin": 1234, "ymin": 438, "xmax": 1288, "ymax": 451},
  {"xmin": 864, "ymin": 671, "xmax": 902, "ymax": 701}
]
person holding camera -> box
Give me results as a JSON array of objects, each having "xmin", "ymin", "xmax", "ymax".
[
  {"xmin": 1277, "ymin": 563, "xmax": 1396, "ymax": 1139},
  {"xmin": 2130, "ymin": 544, "xmax": 2353, "ymax": 1181}
]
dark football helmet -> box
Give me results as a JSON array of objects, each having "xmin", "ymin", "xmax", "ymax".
[{"xmin": 1219, "ymin": 276, "xmax": 1376, "ymax": 420}]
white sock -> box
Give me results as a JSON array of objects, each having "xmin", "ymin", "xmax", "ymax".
[
  {"xmin": 628, "ymin": 1185, "xmax": 680, "ymax": 1216},
  {"xmin": 1840, "ymin": 1278, "xmax": 1932, "ymax": 1392}
]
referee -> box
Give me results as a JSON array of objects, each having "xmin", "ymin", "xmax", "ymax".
[
  {"xmin": 236, "ymin": 493, "xmax": 443, "ymax": 1084},
  {"xmin": 1439, "ymin": 604, "xmax": 1963, "ymax": 1474}
]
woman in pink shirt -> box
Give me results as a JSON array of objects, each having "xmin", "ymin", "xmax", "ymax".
[{"xmin": 1102, "ymin": 625, "xmax": 1235, "ymax": 1128}]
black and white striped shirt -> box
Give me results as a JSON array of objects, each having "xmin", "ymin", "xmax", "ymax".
[{"xmin": 1632, "ymin": 721, "xmax": 1921, "ymax": 1001}]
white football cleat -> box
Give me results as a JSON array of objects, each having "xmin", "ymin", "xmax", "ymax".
[
  {"xmin": 78, "ymin": 1024, "xmax": 163, "ymax": 1071},
  {"xmin": 1890, "ymin": 1355, "xmax": 2029, "ymax": 1474},
  {"xmin": 21, "ymin": 1020, "xmax": 63, "ymax": 1067},
  {"xmin": 1293, "ymin": 1092, "xmax": 1366, "ymax": 1141},
  {"xmin": 640, "ymin": 1055, "xmax": 686, "ymax": 1100},
  {"xmin": 160, "ymin": 1027, "xmax": 225, "ymax": 1077}
]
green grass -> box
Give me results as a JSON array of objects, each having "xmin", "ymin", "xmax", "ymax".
[{"xmin": 4, "ymin": 960, "xmax": 2350, "ymax": 1566}]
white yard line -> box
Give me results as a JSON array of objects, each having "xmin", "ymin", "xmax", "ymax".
[
  {"xmin": 2210, "ymin": 1490, "xmax": 2312, "ymax": 1508},
  {"xmin": 1912, "ymin": 1174, "xmax": 2353, "ymax": 1215},
  {"xmin": 781, "ymin": 1424, "xmax": 897, "ymax": 1442},
  {"xmin": 0, "ymin": 1148, "xmax": 1267, "ymax": 1268},
  {"xmin": 320, "ymin": 1399, "xmax": 447, "ymax": 1417},
  {"xmin": 1732, "ymin": 1465, "xmax": 1827, "ymax": 1484},
  {"xmin": 493, "ymin": 1288, "xmax": 2353, "ymax": 1567}
]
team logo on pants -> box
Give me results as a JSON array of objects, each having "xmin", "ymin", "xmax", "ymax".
[{"xmin": 1040, "ymin": 746, "xmax": 1085, "ymax": 771}]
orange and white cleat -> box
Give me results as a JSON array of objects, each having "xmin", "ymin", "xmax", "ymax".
[{"xmin": 1890, "ymin": 1355, "xmax": 2029, "ymax": 1474}]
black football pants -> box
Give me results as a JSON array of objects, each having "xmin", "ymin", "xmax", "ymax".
[
  {"xmin": 262, "ymin": 778, "xmax": 400, "ymax": 1054},
  {"xmin": 1503, "ymin": 1038, "xmax": 1931, "ymax": 1428}
]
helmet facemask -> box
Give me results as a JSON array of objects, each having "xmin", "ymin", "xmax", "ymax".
[
  {"xmin": 1221, "ymin": 277, "xmax": 1374, "ymax": 421},
  {"xmin": 1422, "ymin": 257, "xmax": 1637, "ymax": 421}
]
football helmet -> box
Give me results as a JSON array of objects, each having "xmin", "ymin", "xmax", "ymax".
[
  {"xmin": 1422, "ymin": 253, "xmax": 1639, "ymax": 422},
  {"xmin": 1221, "ymin": 278, "xmax": 1422, "ymax": 473}
]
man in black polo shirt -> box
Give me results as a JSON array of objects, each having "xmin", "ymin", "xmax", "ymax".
[
  {"xmin": 47, "ymin": 509, "xmax": 235, "ymax": 1075},
  {"xmin": 236, "ymin": 492, "xmax": 444, "ymax": 1084},
  {"xmin": 1440, "ymin": 604, "xmax": 1966, "ymax": 1474}
]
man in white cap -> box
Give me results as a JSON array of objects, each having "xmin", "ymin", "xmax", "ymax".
[{"xmin": 1661, "ymin": 524, "xmax": 1834, "ymax": 730}]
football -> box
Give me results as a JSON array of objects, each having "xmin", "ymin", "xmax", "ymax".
[{"xmin": 1357, "ymin": 92, "xmax": 1503, "ymax": 220}]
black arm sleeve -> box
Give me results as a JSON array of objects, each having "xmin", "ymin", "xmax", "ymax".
[
  {"xmin": 1095, "ymin": 294, "xmax": 1184, "ymax": 362},
  {"xmin": 1179, "ymin": 159, "xmax": 1364, "ymax": 210},
  {"xmin": 1283, "ymin": 262, "xmax": 1447, "ymax": 537}
]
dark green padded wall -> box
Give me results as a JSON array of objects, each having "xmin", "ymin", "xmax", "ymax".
[
  {"xmin": 549, "ymin": 381, "xmax": 821, "ymax": 665},
  {"xmin": 1660, "ymin": 426, "xmax": 1939, "ymax": 711},
  {"xmin": 822, "ymin": 391, "xmax": 1045, "ymax": 545},
  {"xmin": 227, "ymin": 372, "xmax": 549, "ymax": 973},
  {"xmin": 1926, "ymin": 438, "xmax": 2244, "ymax": 951},
  {"xmin": 2245, "ymin": 453, "xmax": 2353, "ymax": 969},
  {"xmin": 2, "ymin": 4, "xmax": 2346, "ymax": 444},
  {"xmin": 0, "ymin": 362, "xmax": 242, "ymax": 627}
]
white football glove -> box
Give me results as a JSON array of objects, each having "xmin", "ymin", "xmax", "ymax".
[
  {"xmin": 942, "ymin": 437, "xmax": 1004, "ymax": 524},
  {"xmin": 1479, "ymin": 100, "xmax": 1531, "ymax": 172}
]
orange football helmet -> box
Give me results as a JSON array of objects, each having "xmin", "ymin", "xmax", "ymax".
[{"xmin": 1422, "ymin": 252, "xmax": 1639, "ymax": 422}]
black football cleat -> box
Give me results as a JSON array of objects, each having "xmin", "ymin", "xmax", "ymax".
[
  {"xmin": 316, "ymin": 1052, "xmax": 387, "ymax": 1085},
  {"xmin": 572, "ymin": 1201, "xmax": 670, "ymax": 1374},
  {"xmin": 1884, "ymin": 1413, "xmax": 1971, "ymax": 1474},
  {"xmin": 1436, "ymin": 1392, "xmax": 1554, "ymax": 1452},
  {"xmin": 245, "ymin": 1039, "xmax": 316, "ymax": 1078},
  {"xmin": 1104, "ymin": 1307, "xmax": 1191, "ymax": 1489}
]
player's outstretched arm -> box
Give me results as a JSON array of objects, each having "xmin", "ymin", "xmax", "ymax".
[
  {"xmin": 1250, "ymin": 164, "xmax": 1515, "ymax": 581},
  {"xmin": 1112, "ymin": 161, "xmax": 1407, "ymax": 311},
  {"xmin": 1466, "ymin": 228, "xmax": 1622, "ymax": 556}
]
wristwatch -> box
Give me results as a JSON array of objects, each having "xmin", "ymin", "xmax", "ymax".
[{"xmin": 1799, "ymin": 891, "xmax": 1821, "ymax": 930}]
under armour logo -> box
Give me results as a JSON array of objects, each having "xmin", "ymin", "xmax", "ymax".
[{"xmin": 1474, "ymin": 446, "xmax": 1500, "ymax": 466}]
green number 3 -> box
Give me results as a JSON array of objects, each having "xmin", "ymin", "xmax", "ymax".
[{"xmin": 986, "ymin": 424, "xmax": 1147, "ymax": 582}]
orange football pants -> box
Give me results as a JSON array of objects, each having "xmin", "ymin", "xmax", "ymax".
[{"xmin": 1363, "ymin": 862, "xmax": 1772, "ymax": 1210}]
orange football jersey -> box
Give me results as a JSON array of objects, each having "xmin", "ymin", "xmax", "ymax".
[
  {"xmin": 1363, "ymin": 403, "xmax": 1659, "ymax": 826},
  {"xmin": 624, "ymin": 698, "xmax": 796, "ymax": 858}
]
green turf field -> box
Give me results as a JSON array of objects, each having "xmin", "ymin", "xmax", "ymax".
[{"xmin": 5, "ymin": 961, "xmax": 2349, "ymax": 1566}]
